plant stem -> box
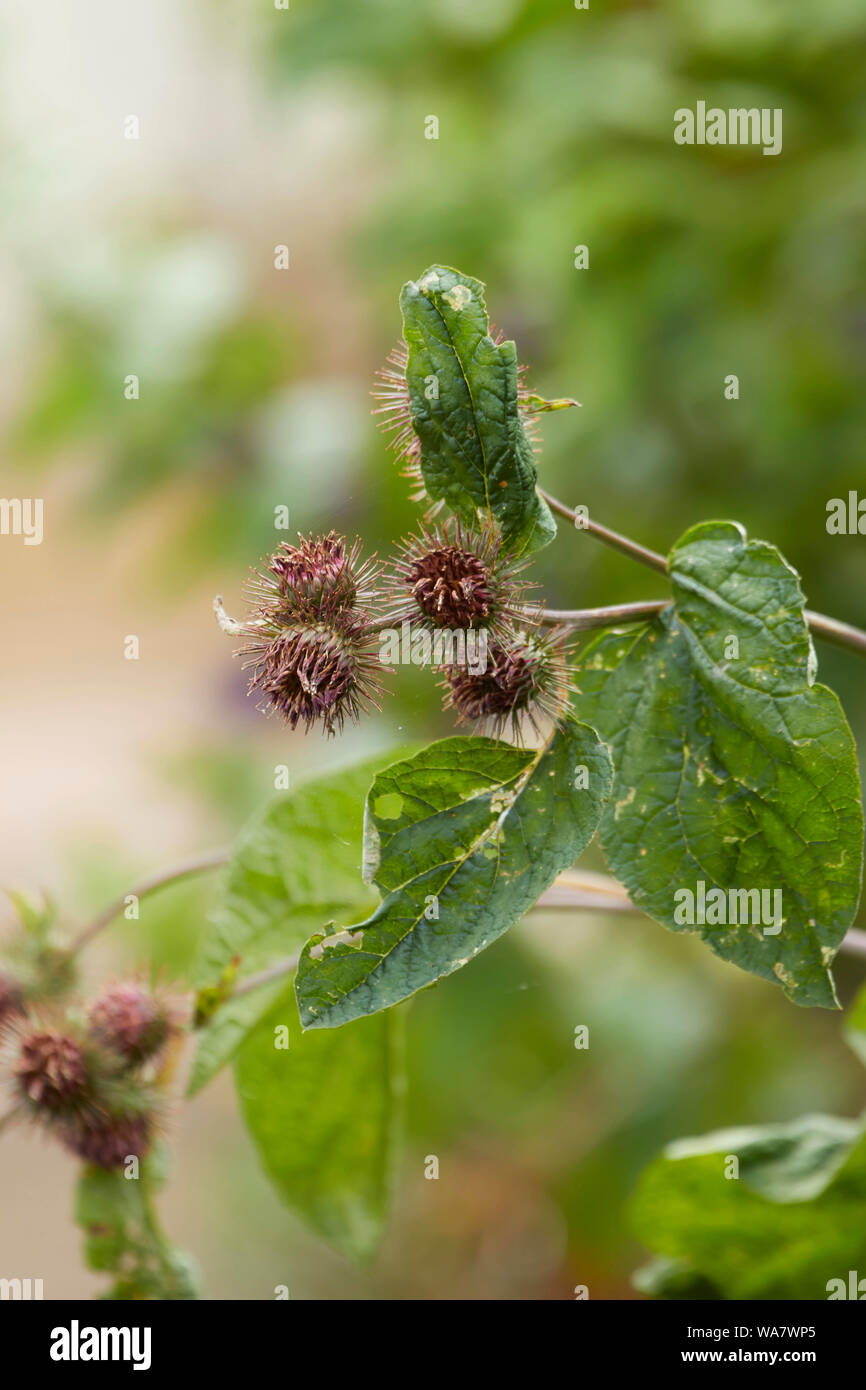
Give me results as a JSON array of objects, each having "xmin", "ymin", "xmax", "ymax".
[
  {"xmin": 803, "ymin": 610, "xmax": 866, "ymax": 657},
  {"xmin": 230, "ymin": 954, "xmax": 301, "ymax": 1000},
  {"xmin": 537, "ymin": 487, "xmax": 669, "ymax": 574},
  {"xmin": 537, "ymin": 488, "xmax": 866, "ymax": 657},
  {"xmin": 840, "ymin": 929, "xmax": 866, "ymax": 960},
  {"xmin": 70, "ymin": 849, "xmax": 229, "ymax": 954},
  {"xmin": 533, "ymin": 876, "xmax": 866, "ymax": 960},
  {"xmin": 531, "ymin": 600, "xmax": 668, "ymax": 631},
  {"xmin": 220, "ymin": 874, "xmax": 634, "ymax": 1008},
  {"xmin": 3, "ymin": 894, "xmax": 863, "ymax": 1139},
  {"xmin": 536, "ymin": 598, "xmax": 866, "ymax": 655},
  {"xmin": 211, "ymin": 871, "xmax": 866, "ymax": 1015}
]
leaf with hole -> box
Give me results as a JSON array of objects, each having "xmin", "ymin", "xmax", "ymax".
[
  {"xmin": 576, "ymin": 521, "xmax": 863, "ymax": 1007},
  {"xmin": 295, "ymin": 721, "xmax": 612, "ymax": 1028}
]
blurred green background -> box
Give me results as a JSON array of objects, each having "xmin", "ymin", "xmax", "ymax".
[{"xmin": 1, "ymin": 0, "xmax": 864, "ymax": 1298}]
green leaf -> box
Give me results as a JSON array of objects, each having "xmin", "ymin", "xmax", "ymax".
[
  {"xmin": 576, "ymin": 521, "xmax": 863, "ymax": 1007},
  {"xmin": 187, "ymin": 982, "xmax": 287, "ymax": 1098},
  {"xmin": 3, "ymin": 887, "xmax": 55, "ymax": 938},
  {"xmin": 187, "ymin": 754, "xmax": 394, "ymax": 1095},
  {"xmin": 234, "ymin": 986, "xmax": 403, "ymax": 1262},
  {"xmin": 631, "ymin": 1113, "xmax": 866, "ymax": 1300},
  {"xmin": 399, "ymin": 264, "xmax": 556, "ymax": 554},
  {"xmin": 76, "ymin": 1145, "xmax": 199, "ymax": 1300},
  {"xmin": 295, "ymin": 721, "xmax": 612, "ymax": 1029},
  {"xmin": 632, "ymin": 1257, "xmax": 722, "ymax": 1301}
]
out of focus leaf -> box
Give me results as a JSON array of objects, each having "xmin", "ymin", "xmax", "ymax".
[
  {"xmin": 844, "ymin": 979, "xmax": 866, "ymax": 1069},
  {"xmin": 76, "ymin": 1146, "xmax": 199, "ymax": 1300},
  {"xmin": 234, "ymin": 987, "xmax": 403, "ymax": 1263},
  {"xmin": 188, "ymin": 752, "xmax": 410, "ymax": 1094},
  {"xmin": 632, "ymin": 1113, "xmax": 866, "ymax": 1300}
]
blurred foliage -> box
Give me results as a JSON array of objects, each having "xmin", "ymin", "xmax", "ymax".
[
  {"xmin": 188, "ymin": 752, "xmax": 385, "ymax": 1093},
  {"xmin": 399, "ymin": 924, "xmax": 864, "ymax": 1299},
  {"xmin": 4, "ymin": 0, "xmax": 866, "ymax": 1299},
  {"xmin": 10, "ymin": 0, "xmax": 864, "ymax": 706},
  {"xmin": 76, "ymin": 1144, "xmax": 199, "ymax": 1300},
  {"xmin": 631, "ymin": 1112, "xmax": 866, "ymax": 1300},
  {"xmin": 235, "ymin": 990, "xmax": 402, "ymax": 1263},
  {"xmin": 10, "ymin": 235, "xmax": 300, "ymax": 581},
  {"xmin": 265, "ymin": 0, "xmax": 866, "ymax": 712}
]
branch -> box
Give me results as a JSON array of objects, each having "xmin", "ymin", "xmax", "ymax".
[
  {"xmin": 214, "ymin": 869, "xmax": 866, "ymax": 1016},
  {"xmin": 0, "ymin": 864, "xmax": 860, "ymax": 1144},
  {"xmin": 841, "ymin": 929, "xmax": 866, "ymax": 960},
  {"xmin": 219, "ymin": 873, "xmax": 635, "ymax": 1010},
  {"xmin": 230, "ymin": 954, "xmax": 301, "ymax": 1000},
  {"xmin": 70, "ymin": 849, "xmax": 229, "ymax": 954},
  {"xmin": 532, "ymin": 872, "xmax": 866, "ymax": 961},
  {"xmin": 531, "ymin": 600, "xmax": 668, "ymax": 631},
  {"xmin": 537, "ymin": 489, "xmax": 866, "ymax": 657},
  {"xmin": 537, "ymin": 487, "xmax": 669, "ymax": 575},
  {"xmin": 802, "ymin": 610, "xmax": 866, "ymax": 657},
  {"xmin": 532, "ymin": 594, "xmax": 866, "ymax": 657}
]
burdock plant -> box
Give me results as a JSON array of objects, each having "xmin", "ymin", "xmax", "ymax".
[
  {"xmin": 3, "ymin": 263, "xmax": 866, "ymax": 1301},
  {"xmin": 442, "ymin": 628, "xmax": 571, "ymax": 739},
  {"xmin": 218, "ymin": 530, "xmax": 387, "ymax": 735},
  {"xmin": 386, "ymin": 518, "xmax": 533, "ymax": 640},
  {"xmin": 87, "ymin": 982, "xmax": 174, "ymax": 1068}
]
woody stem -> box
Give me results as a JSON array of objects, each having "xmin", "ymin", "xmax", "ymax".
[
  {"xmin": 534, "ymin": 491, "xmax": 866, "ymax": 656},
  {"xmin": 69, "ymin": 849, "xmax": 229, "ymax": 954}
]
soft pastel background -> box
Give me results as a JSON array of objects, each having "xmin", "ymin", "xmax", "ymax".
[{"xmin": 1, "ymin": 0, "xmax": 864, "ymax": 1298}]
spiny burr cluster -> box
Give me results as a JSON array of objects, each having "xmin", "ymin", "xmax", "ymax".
[
  {"xmin": 241, "ymin": 532, "xmax": 386, "ymax": 735},
  {"xmin": 218, "ymin": 332, "xmax": 575, "ymax": 741},
  {"xmin": 442, "ymin": 630, "xmax": 570, "ymax": 740},
  {"xmin": 3, "ymin": 981, "xmax": 177, "ymax": 1171},
  {"xmin": 385, "ymin": 519, "xmax": 532, "ymax": 640}
]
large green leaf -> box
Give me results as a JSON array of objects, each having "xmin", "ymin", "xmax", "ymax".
[
  {"xmin": 187, "ymin": 755, "xmax": 392, "ymax": 1095},
  {"xmin": 400, "ymin": 264, "xmax": 556, "ymax": 554},
  {"xmin": 295, "ymin": 721, "xmax": 612, "ymax": 1028},
  {"xmin": 234, "ymin": 986, "xmax": 403, "ymax": 1263},
  {"xmin": 187, "ymin": 983, "xmax": 288, "ymax": 1098},
  {"xmin": 576, "ymin": 521, "xmax": 863, "ymax": 1007},
  {"xmin": 632, "ymin": 1113, "xmax": 866, "ymax": 1300}
]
